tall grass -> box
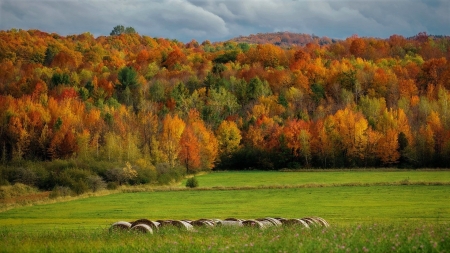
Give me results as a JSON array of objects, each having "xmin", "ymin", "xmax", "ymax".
[{"xmin": 0, "ymin": 222, "xmax": 448, "ymax": 252}]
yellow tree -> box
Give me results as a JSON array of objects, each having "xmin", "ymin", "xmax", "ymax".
[
  {"xmin": 333, "ymin": 107, "xmax": 368, "ymax": 164},
  {"xmin": 376, "ymin": 128, "xmax": 400, "ymax": 165},
  {"xmin": 161, "ymin": 114, "xmax": 186, "ymax": 168},
  {"xmin": 310, "ymin": 119, "xmax": 335, "ymax": 167},
  {"xmin": 216, "ymin": 120, "xmax": 241, "ymax": 156},
  {"xmin": 427, "ymin": 111, "xmax": 444, "ymax": 156}
]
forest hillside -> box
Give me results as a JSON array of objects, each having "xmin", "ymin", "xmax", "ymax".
[{"xmin": 1, "ymin": 28, "xmax": 450, "ymax": 194}]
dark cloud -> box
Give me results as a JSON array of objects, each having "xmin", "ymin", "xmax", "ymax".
[{"xmin": 1, "ymin": 0, "xmax": 449, "ymax": 42}]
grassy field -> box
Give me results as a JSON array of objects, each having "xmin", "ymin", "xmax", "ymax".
[
  {"xmin": 182, "ymin": 170, "xmax": 450, "ymax": 188},
  {"xmin": 0, "ymin": 170, "xmax": 449, "ymax": 252},
  {"xmin": 1, "ymin": 185, "xmax": 449, "ymax": 231},
  {"xmin": 1, "ymin": 223, "xmax": 448, "ymax": 252}
]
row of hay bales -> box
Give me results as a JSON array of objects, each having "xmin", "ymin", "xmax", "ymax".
[{"xmin": 110, "ymin": 217, "xmax": 329, "ymax": 234}]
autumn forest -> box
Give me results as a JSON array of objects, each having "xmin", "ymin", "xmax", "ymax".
[{"xmin": 1, "ymin": 28, "xmax": 450, "ymax": 192}]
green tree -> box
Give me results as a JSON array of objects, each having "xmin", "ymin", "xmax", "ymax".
[
  {"xmin": 110, "ymin": 25, "xmax": 125, "ymax": 36},
  {"xmin": 116, "ymin": 66, "xmax": 142, "ymax": 111},
  {"xmin": 247, "ymin": 77, "xmax": 272, "ymax": 100},
  {"xmin": 110, "ymin": 25, "xmax": 137, "ymax": 36}
]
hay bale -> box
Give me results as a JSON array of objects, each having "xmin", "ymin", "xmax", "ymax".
[
  {"xmin": 169, "ymin": 220, "xmax": 194, "ymax": 231},
  {"xmin": 216, "ymin": 220, "xmax": 243, "ymax": 227},
  {"xmin": 311, "ymin": 216, "xmax": 330, "ymax": 227},
  {"xmin": 257, "ymin": 217, "xmax": 282, "ymax": 227},
  {"xmin": 109, "ymin": 221, "xmax": 132, "ymax": 232},
  {"xmin": 274, "ymin": 217, "xmax": 287, "ymax": 223},
  {"xmin": 224, "ymin": 217, "xmax": 242, "ymax": 221},
  {"xmin": 130, "ymin": 224, "xmax": 153, "ymax": 234},
  {"xmin": 131, "ymin": 219, "xmax": 160, "ymax": 231},
  {"xmin": 191, "ymin": 219, "xmax": 215, "ymax": 227},
  {"xmin": 280, "ymin": 218, "xmax": 310, "ymax": 228},
  {"xmin": 300, "ymin": 217, "xmax": 324, "ymax": 227},
  {"xmin": 242, "ymin": 219, "xmax": 265, "ymax": 229},
  {"xmin": 156, "ymin": 220, "xmax": 174, "ymax": 228}
]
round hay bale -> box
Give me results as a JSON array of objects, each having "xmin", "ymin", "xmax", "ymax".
[
  {"xmin": 156, "ymin": 220, "xmax": 173, "ymax": 228},
  {"xmin": 130, "ymin": 224, "xmax": 153, "ymax": 234},
  {"xmin": 131, "ymin": 219, "xmax": 160, "ymax": 231},
  {"xmin": 311, "ymin": 217, "xmax": 330, "ymax": 227},
  {"xmin": 274, "ymin": 217, "xmax": 287, "ymax": 223},
  {"xmin": 216, "ymin": 220, "xmax": 243, "ymax": 227},
  {"xmin": 257, "ymin": 217, "xmax": 282, "ymax": 227},
  {"xmin": 109, "ymin": 221, "xmax": 132, "ymax": 232},
  {"xmin": 224, "ymin": 217, "xmax": 242, "ymax": 221},
  {"xmin": 301, "ymin": 217, "xmax": 321, "ymax": 227},
  {"xmin": 170, "ymin": 220, "xmax": 194, "ymax": 231},
  {"xmin": 191, "ymin": 219, "xmax": 215, "ymax": 227},
  {"xmin": 280, "ymin": 218, "xmax": 310, "ymax": 228},
  {"xmin": 242, "ymin": 219, "xmax": 265, "ymax": 229}
]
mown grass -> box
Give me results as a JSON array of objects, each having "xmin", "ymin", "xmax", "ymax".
[
  {"xmin": 182, "ymin": 170, "xmax": 450, "ymax": 188},
  {"xmin": 0, "ymin": 222, "xmax": 448, "ymax": 252},
  {"xmin": 1, "ymin": 170, "xmax": 449, "ymax": 252},
  {"xmin": 1, "ymin": 185, "xmax": 449, "ymax": 231}
]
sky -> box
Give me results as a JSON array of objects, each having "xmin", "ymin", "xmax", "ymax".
[{"xmin": 1, "ymin": 0, "xmax": 449, "ymax": 42}]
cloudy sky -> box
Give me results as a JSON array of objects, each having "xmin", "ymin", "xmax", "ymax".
[{"xmin": 1, "ymin": 0, "xmax": 449, "ymax": 42}]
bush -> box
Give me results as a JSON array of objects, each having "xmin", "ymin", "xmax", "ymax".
[
  {"xmin": 87, "ymin": 175, "xmax": 106, "ymax": 192},
  {"xmin": 49, "ymin": 186, "xmax": 71, "ymax": 199},
  {"xmin": 107, "ymin": 182, "xmax": 118, "ymax": 190},
  {"xmin": 185, "ymin": 177, "xmax": 199, "ymax": 188},
  {"xmin": 71, "ymin": 180, "xmax": 89, "ymax": 195},
  {"xmin": 156, "ymin": 163, "xmax": 185, "ymax": 185},
  {"xmin": 132, "ymin": 167, "xmax": 157, "ymax": 184},
  {"xmin": 0, "ymin": 183, "xmax": 38, "ymax": 199}
]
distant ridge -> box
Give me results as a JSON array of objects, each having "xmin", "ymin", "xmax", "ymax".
[{"xmin": 227, "ymin": 31, "xmax": 338, "ymax": 47}]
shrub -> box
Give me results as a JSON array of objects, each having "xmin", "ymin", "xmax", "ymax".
[
  {"xmin": 105, "ymin": 162, "xmax": 137, "ymax": 185},
  {"xmin": 107, "ymin": 182, "xmax": 119, "ymax": 190},
  {"xmin": 185, "ymin": 177, "xmax": 199, "ymax": 188},
  {"xmin": 87, "ymin": 175, "xmax": 106, "ymax": 192},
  {"xmin": 11, "ymin": 167, "xmax": 38, "ymax": 186},
  {"xmin": 156, "ymin": 163, "xmax": 185, "ymax": 185},
  {"xmin": 0, "ymin": 183, "xmax": 38, "ymax": 199},
  {"xmin": 49, "ymin": 186, "xmax": 71, "ymax": 199},
  {"xmin": 71, "ymin": 180, "xmax": 89, "ymax": 195},
  {"xmin": 132, "ymin": 159, "xmax": 157, "ymax": 184},
  {"xmin": 133, "ymin": 167, "xmax": 157, "ymax": 184}
]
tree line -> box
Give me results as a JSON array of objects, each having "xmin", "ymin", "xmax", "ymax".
[{"xmin": 1, "ymin": 28, "xmax": 450, "ymax": 192}]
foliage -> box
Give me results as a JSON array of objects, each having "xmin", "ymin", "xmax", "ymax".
[
  {"xmin": 110, "ymin": 25, "xmax": 137, "ymax": 36},
  {"xmin": 1, "ymin": 29, "xmax": 450, "ymax": 175},
  {"xmin": 185, "ymin": 176, "xmax": 199, "ymax": 188}
]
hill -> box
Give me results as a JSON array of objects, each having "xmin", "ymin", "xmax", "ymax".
[{"xmin": 227, "ymin": 31, "xmax": 337, "ymax": 47}]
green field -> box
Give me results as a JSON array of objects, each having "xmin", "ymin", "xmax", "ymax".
[
  {"xmin": 1, "ymin": 170, "xmax": 449, "ymax": 252},
  {"xmin": 1, "ymin": 185, "xmax": 449, "ymax": 231},
  {"xmin": 182, "ymin": 170, "xmax": 450, "ymax": 188}
]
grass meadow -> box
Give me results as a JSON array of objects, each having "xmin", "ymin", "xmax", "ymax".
[{"xmin": 0, "ymin": 170, "xmax": 449, "ymax": 252}]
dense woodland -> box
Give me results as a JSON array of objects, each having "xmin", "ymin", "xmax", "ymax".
[{"xmin": 1, "ymin": 28, "xmax": 450, "ymax": 193}]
